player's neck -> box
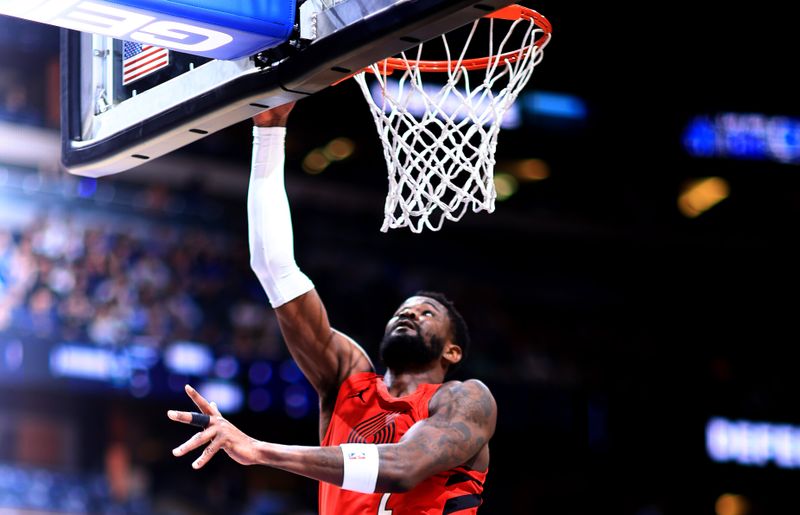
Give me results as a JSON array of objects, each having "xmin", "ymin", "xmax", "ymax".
[{"xmin": 383, "ymin": 367, "xmax": 444, "ymax": 397}]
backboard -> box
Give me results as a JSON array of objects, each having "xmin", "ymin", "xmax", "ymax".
[{"xmin": 58, "ymin": 0, "xmax": 518, "ymax": 178}]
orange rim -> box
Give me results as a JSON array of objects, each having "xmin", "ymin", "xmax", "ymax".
[{"xmin": 372, "ymin": 4, "xmax": 551, "ymax": 74}]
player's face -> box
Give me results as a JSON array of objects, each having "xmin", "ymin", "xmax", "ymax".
[{"xmin": 379, "ymin": 296, "xmax": 451, "ymax": 371}]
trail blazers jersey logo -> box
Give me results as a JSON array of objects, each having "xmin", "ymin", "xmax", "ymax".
[{"xmin": 346, "ymin": 411, "xmax": 402, "ymax": 445}]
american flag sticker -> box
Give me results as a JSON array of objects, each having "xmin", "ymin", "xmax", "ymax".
[{"xmin": 122, "ymin": 41, "xmax": 169, "ymax": 86}]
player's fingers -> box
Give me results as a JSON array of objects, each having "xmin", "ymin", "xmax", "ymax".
[
  {"xmin": 184, "ymin": 384, "xmax": 214, "ymax": 414},
  {"xmin": 172, "ymin": 429, "xmax": 214, "ymax": 457},
  {"xmin": 166, "ymin": 410, "xmax": 210, "ymax": 427},
  {"xmin": 167, "ymin": 410, "xmax": 193, "ymax": 424},
  {"xmin": 192, "ymin": 439, "xmax": 220, "ymax": 469},
  {"xmin": 209, "ymin": 401, "xmax": 222, "ymax": 417}
]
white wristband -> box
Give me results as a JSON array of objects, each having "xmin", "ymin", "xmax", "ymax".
[
  {"xmin": 340, "ymin": 443, "xmax": 379, "ymax": 494},
  {"xmin": 248, "ymin": 126, "xmax": 314, "ymax": 308}
]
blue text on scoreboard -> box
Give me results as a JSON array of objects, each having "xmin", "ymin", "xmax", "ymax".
[
  {"xmin": 683, "ymin": 112, "xmax": 800, "ymax": 165},
  {"xmin": 0, "ymin": 0, "xmax": 295, "ymax": 60}
]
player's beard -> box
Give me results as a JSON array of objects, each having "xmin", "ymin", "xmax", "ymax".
[{"xmin": 379, "ymin": 328, "xmax": 444, "ymax": 372}]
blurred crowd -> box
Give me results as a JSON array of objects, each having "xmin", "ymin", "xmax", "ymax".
[
  {"xmin": 0, "ymin": 177, "xmax": 579, "ymax": 388},
  {"xmin": 0, "ymin": 209, "xmax": 286, "ymax": 361}
]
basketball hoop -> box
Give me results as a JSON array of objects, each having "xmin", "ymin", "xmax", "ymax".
[{"xmin": 352, "ymin": 4, "xmax": 552, "ymax": 233}]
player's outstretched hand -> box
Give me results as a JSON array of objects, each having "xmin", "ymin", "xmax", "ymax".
[
  {"xmin": 167, "ymin": 384, "xmax": 261, "ymax": 469},
  {"xmin": 252, "ymin": 101, "xmax": 296, "ymax": 127}
]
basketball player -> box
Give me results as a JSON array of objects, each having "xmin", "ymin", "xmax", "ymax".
[{"xmin": 167, "ymin": 102, "xmax": 497, "ymax": 514}]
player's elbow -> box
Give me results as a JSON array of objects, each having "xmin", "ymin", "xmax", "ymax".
[
  {"xmin": 249, "ymin": 252, "xmax": 269, "ymax": 277},
  {"xmin": 381, "ymin": 476, "xmax": 417, "ymax": 493},
  {"xmin": 249, "ymin": 254, "xmax": 277, "ymax": 279},
  {"xmin": 379, "ymin": 460, "xmax": 428, "ymax": 493}
]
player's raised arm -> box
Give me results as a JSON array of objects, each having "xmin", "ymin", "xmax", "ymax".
[{"xmin": 247, "ymin": 103, "xmax": 373, "ymax": 406}]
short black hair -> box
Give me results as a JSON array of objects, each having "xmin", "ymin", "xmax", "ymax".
[{"xmin": 414, "ymin": 290, "xmax": 470, "ymax": 365}]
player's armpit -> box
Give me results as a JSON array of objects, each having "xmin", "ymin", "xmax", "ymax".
[{"xmin": 374, "ymin": 379, "xmax": 497, "ymax": 492}]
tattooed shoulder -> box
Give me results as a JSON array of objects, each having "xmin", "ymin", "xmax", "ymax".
[{"xmin": 431, "ymin": 379, "xmax": 497, "ymax": 426}]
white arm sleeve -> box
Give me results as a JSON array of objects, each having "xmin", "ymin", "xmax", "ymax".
[{"xmin": 247, "ymin": 126, "xmax": 314, "ymax": 308}]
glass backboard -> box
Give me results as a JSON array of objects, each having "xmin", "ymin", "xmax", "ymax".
[{"xmin": 58, "ymin": 0, "xmax": 517, "ymax": 178}]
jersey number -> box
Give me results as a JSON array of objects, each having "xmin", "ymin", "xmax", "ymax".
[{"xmin": 378, "ymin": 493, "xmax": 393, "ymax": 514}]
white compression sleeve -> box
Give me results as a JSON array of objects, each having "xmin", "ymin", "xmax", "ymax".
[{"xmin": 247, "ymin": 126, "xmax": 314, "ymax": 308}]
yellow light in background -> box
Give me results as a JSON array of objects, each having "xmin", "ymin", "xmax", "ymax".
[
  {"xmin": 715, "ymin": 493, "xmax": 750, "ymax": 515},
  {"xmin": 678, "ymin": 176, "xmax": 730, "ymax": 218},
  {"xmin": 303, "ymin": 137, "xmax": 355, "ymax": 174},
  {"xmin": 302, "ymin": 149, "xmax": 330, "ymax": 174},
  {"xmin": 494, "ymin": 173, "xmax": 518, "ymax": 201},
  {"xmin": 515, "ymin": 158, "xmax": 550, "ymax": 181},
  {"xmin": 323, "ymin": 137, "xmax": 355, "ymax": 161}
]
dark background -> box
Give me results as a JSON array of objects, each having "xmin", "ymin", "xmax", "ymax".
[{"xmin": 2, "ymin": 1, "xmax": 799, "ymax": 514}]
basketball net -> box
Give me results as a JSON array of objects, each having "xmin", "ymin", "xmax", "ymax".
[{"xmin": 353, "ymin": 5, "xmax": 552, "ymax": 233}]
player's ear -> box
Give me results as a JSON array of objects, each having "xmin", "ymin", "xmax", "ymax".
[{"xmin": 442, "ymin": 341, "xmax": 462, "ymax": 366}]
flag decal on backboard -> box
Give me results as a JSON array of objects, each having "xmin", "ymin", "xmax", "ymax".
[{"xmin": 122, "ymin": 41, "xmax": 169, "ymax": 86}]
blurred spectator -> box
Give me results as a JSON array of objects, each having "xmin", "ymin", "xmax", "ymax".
[
  {"xmin": 88, "ymin": 301, "xmax": 130, "ymax": 346},
  {"xmin": 0, "ymin": 67, "xmax": 45, "ymax": 126}
]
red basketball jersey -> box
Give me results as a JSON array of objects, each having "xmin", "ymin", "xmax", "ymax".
[{"xmin": 319, "ymin": 372, "xmax": 488, "ymax": 515}]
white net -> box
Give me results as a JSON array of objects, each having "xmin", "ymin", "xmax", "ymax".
[{"xmin": 354, "ymin": 8, "xmax": 551, "ymax": 233}]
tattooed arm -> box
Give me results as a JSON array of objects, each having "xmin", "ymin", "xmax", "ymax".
[
  {"xmin": 169, "ymin": 380, "xmax": 496, "ymax": 493},
  {"xmin": 375, "ymin": 379, "xmax": 497, "ymax": 491}
]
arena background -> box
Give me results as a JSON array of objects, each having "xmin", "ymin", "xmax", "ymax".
[{"xmin": 2, "ymin": 2, "xmax": 799, "ymax": 514}]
